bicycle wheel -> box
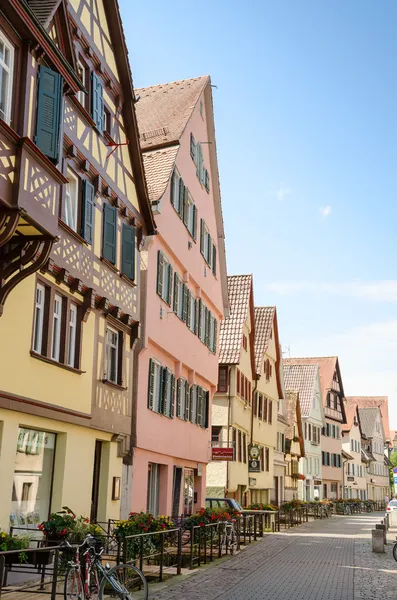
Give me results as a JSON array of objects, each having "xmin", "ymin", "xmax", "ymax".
[
  {"xmin": 99, "ymin": 564, "xmax": 148, "ymax": 600},
  {"xmin": 64, "ymin": 567, "xmax": 83, "ymax": 600},
  {"xmin": 393, "ymin": 543, "xmax": 397, "ymax": 563}
]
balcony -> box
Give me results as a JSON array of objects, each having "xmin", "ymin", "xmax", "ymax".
[{"xmin": 0, "ymin": 123, "xmax": 67, "ymax": 314}]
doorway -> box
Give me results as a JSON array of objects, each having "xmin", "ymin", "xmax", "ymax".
[
  {"xmin": 90, "ymin": 441, "xmax": 102, "ymax": 522},
  {"xmin": 172, "ymin": 467, "xmax": 182, "ymax": 517},
  {"xmin": 323, "ymin": 483, "xmax": 327, "ymax": 499},
  {"xmin": 273, "ymin": 476, "xmax": 279, "ymax": 505}
]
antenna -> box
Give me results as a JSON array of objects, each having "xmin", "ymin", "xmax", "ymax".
[{"xmin": 282, "ymin": 345, "xmax": 291, "ymax": 358}]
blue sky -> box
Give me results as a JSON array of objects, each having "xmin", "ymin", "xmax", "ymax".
[{"xmin": 119, "ymin": 0, "xmax": 397, "ymax": 427}]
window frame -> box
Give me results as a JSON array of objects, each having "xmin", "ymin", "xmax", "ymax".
[
  {"xmin": 64, "ymin": 168, "xmax": 80, "ymax": 232},
  {"xmin": 32, "ymin": 283, "xmax": 45, "ymax": 354},
  {"xmin": 31, "ymin": 278, "xmax": 82, "ymax": 371},
  {"xmin": 0, "ymin": 30, "xmax": 14, "ymax": 125},
  {"xmin": 105, "ymin": 326, "xmax": 121, "ymax": 385},
  {"xmin": 76, "ymin": 57, "xmax": 87, "ymax": 107},
  {"xmin": 51, "ymin": 293, "xmax": 62, "ymax": 362}
]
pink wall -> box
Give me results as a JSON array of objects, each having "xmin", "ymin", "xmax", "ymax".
[{"xmin": 132, "ymin": 84, "xmax": 224, "ymax": 514}]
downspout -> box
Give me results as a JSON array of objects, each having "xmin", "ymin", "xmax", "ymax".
[
  {"xmin": 226, "ymin": 366, "xmax": 231, "ymax": 496},
  {"xmin": 250, "ymin": 378, "xmax": 258, "ymax": 446}
]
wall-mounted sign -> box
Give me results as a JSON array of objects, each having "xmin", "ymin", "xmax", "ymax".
[
  {"xmin": 249, "ymin": 459, "xmax": 261, "ymax": 473},
  {"xmin": 347, "ymin": 476, "xmax": 354, "ymax": 482},
  {"xmin": 249, "ymin": 478, "xmax": 257, "ymax": 486},
  {"xmin": 211, "ymin": 447, "xmax": 234, "ymax": 461},
  {"xmin": 249, "ymin": 445, "xmax": 260, "ymax": 460},
  {"xmin": 313, "ymin": 480, "xmax": 322, "ymax": 486}
]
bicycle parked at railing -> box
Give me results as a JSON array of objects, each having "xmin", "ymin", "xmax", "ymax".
[
  {"xmin": 63, "ymin": 535, "xmax": 148, "ymax": 600},
  {"xmin": 220, "ymin": 520, "xmax": 237, "ymax": 555}
]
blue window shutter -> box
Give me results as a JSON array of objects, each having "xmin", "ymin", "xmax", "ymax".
[
  {"xmin": 121, "ymin": 223, "xmax": 136, "ymax": 280},
  {"xmin": 81, "ymin": 180, "xmax": 95, "ymax": 244},
  {"xmin": 91, "ymin": 72, "xmax": 104, "ymax": 133},
  {"xmin": 148, "ymin": 359, "xmax": 155, "ymax": 410},
  {"xmin": 35, "ymin": 66, "xmax": 63, "ymax": 160},
  {"xmin": 102, "ymin": 204, "xmax": 117, "ymax": 264}
]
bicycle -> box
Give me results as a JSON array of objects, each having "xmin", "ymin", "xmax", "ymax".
[
  {"xmin": 220, "ymin": 520, "xmax": 237, "ymax": 555},
  {"xmin": 393, "ymin": 537, "xmax": 397, "ymax": 563},
  {"xmin": 63, "ymin": 535, "xmax": 148, "ymax": 600}
]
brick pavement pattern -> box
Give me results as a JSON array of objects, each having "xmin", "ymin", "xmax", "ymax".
[{"xmin": 150, "ymin": 513, "xmax": 397, "ymax": 600}]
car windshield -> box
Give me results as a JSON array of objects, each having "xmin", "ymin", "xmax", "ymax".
[{"xmin": 229, "ymin": 499, "xmax": 243, "ymax": 511}]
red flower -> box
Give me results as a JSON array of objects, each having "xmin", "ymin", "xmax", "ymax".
[
  {"xmin": 85, "ymin": 518, "xmax": 89, "ymax": 523},
  {"xmin": 38, "ymin": 524, "xmax": 44, "ymax": 531},
  {"xmin": 161, "ymin": 523, "xmax": 167, "ymax": 529},
  {"xmin": 143, "ymin": 527, "xmax": 148, "ymax": 532}
]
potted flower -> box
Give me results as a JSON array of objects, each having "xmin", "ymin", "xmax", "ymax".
[
  {"xmin": 114, "ymin": 513, "xmax": 175, "ymax": 561},
  {"xmin": 39, "ymin": 507, "xmax": 76, "ymax": 545},
  {"xmin": 0, "ymin": 530, "xmax": 49, "ymax": 566}
]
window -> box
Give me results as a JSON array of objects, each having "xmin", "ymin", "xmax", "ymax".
[
  {"xmin": 268, "ymin": 400, "xmax": 273, "ymax": 424},
  {"xmin": 67, "ymin": 304, "xmax": 77, "ymax": 367},
  {"xmin": 92, "ymin": 72, "xmax": 104, "ymax": 133},
  {"xmin": 218, "ymin": 366, "xmax": 228, "ymax": 393},
  {"xmin": 147, "ymin": 359, "xmax": 175, "ymax": 418},
  {"xmin": 157, "ymin": 251, "xmax": 173, "ymax": 305},
  {"xmin": 173, "ymin": 274, "xmax": 184, "ymax": 320},
  {"xmin": 212, "ymin": 426, "xmax": 222, "ymax": 446},
  {"xmin": 35, "ymin": 66, "xmax": 63, "ymax": 160},
  {"xmin": 105, "ymin": 327, "xmax": 120, "ymax": 384},
  {"xmin": 104, "ymin": 106, "xmax": 111, "ymax": 136},
  {"xmin": 33, "ymin": 284, "xmax": 45, "ymax": 354},
  {"xmin": 265, "ymin": 447, "xmax": 270, "ymax": 471},
  {"xmin": 170, "ymin": 170, "xmax": 197, "ymax": 238},
  {"xmin": 331, "ymin": 483, "xmax": 337, "ymax": 494},
  {"xmin": 238, "ymin": 430, "xmax": 242, "ymax": 462},
  {"xmin": 50, "ymin": 294, "xmax": 62, "ymax": 361},
  {"xmin": 0, "ymin": 31, "xmax": 14, "ymax": 124},
  {"xmin": 200, "ymin": 219, "xmax": 212, "ymax": 265},
  {"xmin": 188, "ymin": 292, "xmax": 197, "ymax": 333},
  {"xmin": 258, "ymin": 394, "xmax": 263, "ymax": 419},
  {"xmin": 242, "ymin": 334, "xmax": 248, "ymax": 351},
  {"xmin": 185, "ymin": 191, "xmax": 197, "ymax": 238},
  {"xmin": 243, "ymin": 433, "xmax": 247, "ymax": 463},
  {"xmin": 147, "ymin": 463, "xmax": 160, "ymax": 516},
  {"xmin": 102, "ymin": 203, "xmax": 117, "ymax": 264},
  {"xmin": 65, "ymin": 169, "xmax": 79, "ymax": 231},
  {"xmin": 76, "ymin": 59, "xmax": 86, "ymax": 107},
  {"xmin": 32, "ymin": 281, "xmax": 81, "ymax": 368}
]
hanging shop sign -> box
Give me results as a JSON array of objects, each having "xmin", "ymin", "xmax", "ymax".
[{"xmin": 211, "ymin": 447, "xmax": 234, "ymax": 461}]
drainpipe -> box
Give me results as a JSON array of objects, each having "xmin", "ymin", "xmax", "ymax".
[
  {"xmin": 226, "ymin": 366, "xmax": 232, "ymax": 496},
  {"xmin": 248, "ymin": 378, "xmax": 258, "ymax": 506}
]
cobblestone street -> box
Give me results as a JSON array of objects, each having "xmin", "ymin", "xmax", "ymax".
[{"xmin": 150, "ymin": 513, "xmax": 397, "ymax": 600}]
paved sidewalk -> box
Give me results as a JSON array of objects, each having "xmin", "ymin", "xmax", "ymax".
[{"xmin": 148, "ymin": 513, "xmax": 397, "ymax": 600}]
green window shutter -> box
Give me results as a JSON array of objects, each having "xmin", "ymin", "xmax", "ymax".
[
  {"xmin": 167, "ymin": 264, "xmax": 173, "ymax": 306},
  {"xmin": 195, "ymin": 299, "xmax": 199, "ymax": 335},
  {"xmin": 196, "ymin": 143, "xmax": 202, "ymax": 181},
  {"xmin": 182, "ymin": 284, "xmax": 188, "ymax": 323},
  {"xmin": 204, "ymin": 391, "xmax": 210, "ymax": 428},
  {"xmin": 91, "ymin": 72, "xmax": 104, "ymax": 133},
  {"xmin": 81, "ymin": 180, "xmax": 95, "ymax": 244},
  {"xmin": 212, "ymin": 244, "xmax": 217, "ymax": 276},
  {"xmin": 184, "ymin": 382, "xmax": 189, "ymax": 420},
  {"xmin": 176, "ymin": 378, "xmax": 182, "ymax": 418},
  {"xmin": 157, "ymin": 251, "xmax": 164, "ymax": 298},
  {"xmin": 121, "ymin": 224, "xmax": 136, "ymax": 280},
  {"xmin": 186, "ymin": 289, "xmax": 191, "ymax": 329},
  {"xmin": 170, "ymin": 170, "xmax": 176, "ymax": 207},
  {"xmin": 170, "ymin": 374, "xmax": 175, "ymax": 418},
  {"xmin": 178, "ymin": 179, "xmax": 185, "ymax": 219},
  {"xmin": 205, "ymin": 308, "xmax": 210, "ymax": 347},
  {"xmin": 147, "ymin": 359, "xmax": 155, "ymax": 410},
  {"xmin": 35, "ymin": 66, "xmax": 63, "ymax": 160},
  {"xmin": 160, "ymin": 367, "xmax": 168, "ymax": 415},
  {"xmin": 190, "ymin": 133, "xmax": 196, "ymax": 162},
  {"xmin": 190, "ymin": 385, "xmax": 196, "ymax": 424},
  {"xmin": 213, "ymin": 318, "xmax": 217, "ymax": 353},
  {"xmin": 183, "ymin": 190, "xmax": 189, "ymax": 228},
  {"xmin": 207, "ymin": 234, "xmax": 212, "ymax": 266},
  {"xmin": 192, "ymin": 205, "xmax": 197, "ymax": 241},
  {"xmin": 173, "ymin": 273, "xmax": 179, "ymax": 314},
  {"xmin": 102, "ymin": 204, "xmax": 117, "ymax": 264},
  {"xmin": 200, "ymin": 219, "xmax": 204, "ymax": 255},
  {"xmin": 198, "ymin": 299, "xmax": 203, "ymax": 339}
]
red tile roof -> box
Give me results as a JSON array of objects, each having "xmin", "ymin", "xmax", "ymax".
[
  {"xmin": 135, "ymin": 76, "xmax": 209, "ymax": 150},
  {"xmin": 283, "ymin": 357, "xmax": 338, "ymax": 399},
  {"xmin": 283, "ymin": 363, "xmax": 318, "ymax": 418},
  {"xmin": 254, "ymin": 307, "xmax": 275, "ymax": 375},
  {"xmin": 219, "ymin": 275, "xmax": 253, "ymax": 365},
  {"xmin": 142, "ymin": 146, "xmax": 179, "ymax": 202},
  {"xmin": 346, "ymin": 396, "xmax": 390, "ymax": 442},
  {"xmin": 343, "ymin": 398, "xmax": 359, "ymax": 431}
]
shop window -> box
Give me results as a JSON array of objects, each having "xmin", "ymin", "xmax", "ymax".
[{"xmin": 11, "ymin": 428, "xmax": 56, "ymax": 528}]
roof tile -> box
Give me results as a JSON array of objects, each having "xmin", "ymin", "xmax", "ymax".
[
  {"xmin": 283, "ymin": 363, "xmax": 318, "ymax": 418},
  {"xmin": 254, "ymin": 307, "xmax": 275, "ymax": 374},
  {"xmin": 346, "ymin": 396, "xmax": 390, "ymax": 442},
  {"xmin": 142, "ymin": 146, "xmax": 179, "ymax": 202},
  {"xmin": 219, "ymin": 275, "xmax": 252, "ymax": 365}
]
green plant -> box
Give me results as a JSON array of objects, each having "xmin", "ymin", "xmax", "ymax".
[
  {"xmin": 114, "ymin": 513, "xmax": 175, "ymax": 560},
  {"xmin": 39, "ymin": 507, "xmax": 102, "ymax": 542},
  {"xmin": 246, "ymin": 503, "xmax": 278, "ymax": 511},
  {"xmin": 0, "ymin": 530, "xmax": 31, "ymax": 562},
  {"xmin": 184, "ymin": 507, "xmax": 240, "ymax": 530}
]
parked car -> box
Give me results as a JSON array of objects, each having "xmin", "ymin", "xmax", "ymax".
[
  {"xmin": 205, "ymin": 498, "xmax": 243, "ymax": 511},
  {"xmin": 386, "ymin": 500, "xmax": 397, "ymax": 512}
]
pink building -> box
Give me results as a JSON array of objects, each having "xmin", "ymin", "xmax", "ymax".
[{"xmin": 130, "ymin": 77, "xmax": 229, "ymax": 516}]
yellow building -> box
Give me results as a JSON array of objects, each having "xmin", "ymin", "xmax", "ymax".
[
  {"xmin": 0, "ymin": 0, "xmax": 155, "ymax": 530},
  {"xmin": 206, "ymin": 276, "xmax": 283, "ymax": 506}
]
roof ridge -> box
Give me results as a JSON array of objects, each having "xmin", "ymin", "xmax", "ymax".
[
  {"xmin": 284, "ymin": 356, "xmax": 338, "ymax": 360},
  {"xmin": 136, "ymin": 75, "xmax": 210, "ymax": 92}
]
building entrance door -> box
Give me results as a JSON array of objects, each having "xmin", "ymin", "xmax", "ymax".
[
  {"xmin": 90, "ymin": 441, "xmax": 102, "ymax": 522},
  {"xmin": 273, "ymin": 477, "xmax": 279, "ymax": 505},
  {"xmin": 172, "ymin": 467, "xmax": 182, "ymax": 516}
]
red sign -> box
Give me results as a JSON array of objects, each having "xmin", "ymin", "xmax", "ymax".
[{"xmin": 211, "ymin": 447, "xmax": 234, "ymax": 461}]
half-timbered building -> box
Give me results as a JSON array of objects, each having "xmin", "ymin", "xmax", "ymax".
[{"xmin": 0, "ymin": 0, "xmax": 155, "ymax": 529}]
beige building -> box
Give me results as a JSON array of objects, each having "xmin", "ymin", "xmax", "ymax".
[
  {"xmin": 207, "ymin": 277, "xmax": 282, "ymax": 505},
  {"xmin": 342, "ymin": 400, "xmax": 367, "ymax": 500},
  {"xmin": 284, "ymin": 391, "xmax": 305, "ymax": 501},
  {"xmin": 354, "ymin": 404, "xmax": 390, "ymax": 502}
]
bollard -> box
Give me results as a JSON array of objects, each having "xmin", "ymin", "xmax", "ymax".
[
  {"xmin": 372, "ymin": 528, "xmax": 385, "ymax": 553},
  {"xmin": 376, "ymin": 523, "xmax": 386, "ymax": 545},
  {"xmin": 386, "ymin": 513, "xmax": 390, "ymax": 530}
]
